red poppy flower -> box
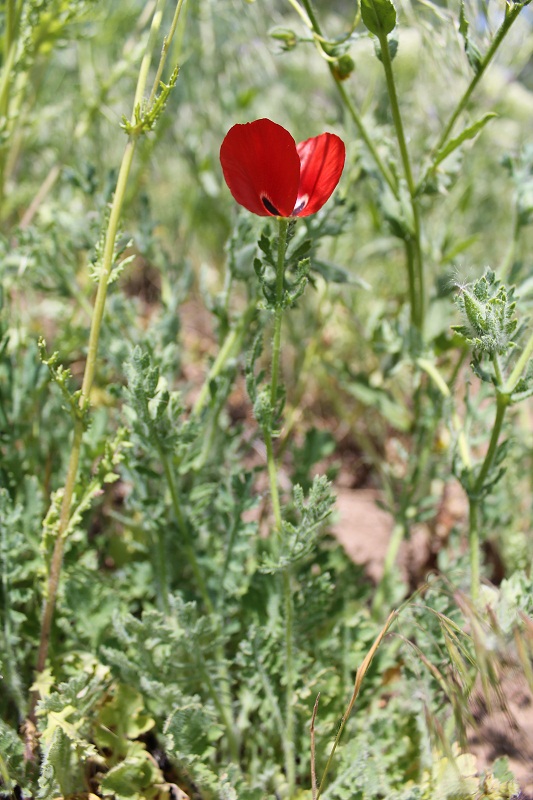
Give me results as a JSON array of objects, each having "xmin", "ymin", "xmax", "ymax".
[{"xmin": 220, "ymin": 118, "xmax": 345, "ymax": 218}]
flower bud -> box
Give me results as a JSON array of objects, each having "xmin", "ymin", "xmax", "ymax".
[{"xmin": 332, "ymin": 54, "xmax": 355, "ymax": 81}]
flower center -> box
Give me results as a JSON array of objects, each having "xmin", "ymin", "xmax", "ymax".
[{"xmin": 261, "ymin": 196, "xmax": 281, "ymax": 216}]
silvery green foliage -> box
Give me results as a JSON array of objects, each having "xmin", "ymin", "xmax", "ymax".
[
  {"xmin": 452, "ymin": 269, "xmax": 518, "ymax": 358},
  {"xmin": 260, "ymin": 476, "xmax": 335, "ymax": 572}
]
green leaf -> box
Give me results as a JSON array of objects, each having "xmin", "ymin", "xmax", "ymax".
[
  {"xmin": 458, "ymin": 0, "xmax": 482, "ymax": 73},
  {"xmin": 433, "ymin": 113, "xmax": 497, "ymax": 169},
  {"xmin": 361, "ymin": 0, "xmax": 397, "ymax": 36}
]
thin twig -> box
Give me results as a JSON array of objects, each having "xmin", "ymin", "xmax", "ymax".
[{"xmin": 310, "ymin": 692, "xmax": 320, "ymax": 800}]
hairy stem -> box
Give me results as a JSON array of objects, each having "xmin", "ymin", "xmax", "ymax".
[
  {"xmin": 467, "ymin": 389, "xmax": 508, "ymax": 601},
  {"xmin": 468, "ymin": 499, "xmax": 481, "ymax": 603},
  {"xmin": 260, "ymin": 217, "xmax": 297, "ymax": 795},
  {"xmin": 158, "ymin": 444, "xmax": 214, "ymax": 614},
  {"xmin": 504, "ymin": 329, "xmax": 533, "ymax": 394},
  {"xmin": 270, "ymin": 218, "xmax": 289, "ymax": 409},
  {"xmin": 377, "ymin": 29, "xmax": 424, "ymax": 331},
  {"xmin": 473, "ymin": 391, "xmax": 508, "ymax": 496},
  {"xmin": 283, "ymin": 567, "xmax": 296, "ymax": 796},
  {"xmin": 32, "ymin": 0, "xmax": 178, "ymax": 707},
  {"xmin": 265, "ymin": 429, "xmax": 283, "ymax": 532}
]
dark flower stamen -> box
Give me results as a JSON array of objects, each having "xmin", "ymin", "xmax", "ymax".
[{"xmin": 262, "ymin": 196, "xmax": 281, "ymax": 216}]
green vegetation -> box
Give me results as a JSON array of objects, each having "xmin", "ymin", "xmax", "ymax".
[{"xmin": 1, "ymin": 1, "xmax": 533, "ymax": 798}]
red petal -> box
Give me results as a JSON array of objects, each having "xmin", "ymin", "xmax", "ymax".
[
  {"xmin": 294, "ymin": 133, "xmax": 345, "ymax": 217},
  {"xmin": 220, "ymin": 119, "xmax": 300, "ymax": 217}
]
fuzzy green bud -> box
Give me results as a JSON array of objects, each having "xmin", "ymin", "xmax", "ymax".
[
  {"xmin": 253, "ymin": 388, "xmax": 272, "ymax": 429},
  {"xmin": 462, "ymin": 289, "xmax": 488, "ymax": 336}
]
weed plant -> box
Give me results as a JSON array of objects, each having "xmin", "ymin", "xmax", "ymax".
[{"xmin": 1, "ymin": 1, "xmax": 533, "ymax": 798}]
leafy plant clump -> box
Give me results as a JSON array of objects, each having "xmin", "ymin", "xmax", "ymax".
[{"xmin": 1, "ymin": 0, "xmax": 533, "ymax": 799}]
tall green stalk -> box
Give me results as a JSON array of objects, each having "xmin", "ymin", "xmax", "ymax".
[
  {"xmin": 260, "ymin": 217, "xmax": 297, "ymax": 796},
  {"xmin": 376, "ymin": 29, "xmax": 424, "ymax": 331},
  {"xmin": 264, "ymin": 218, "xmax": 289, "ymax": 534},
  {"xmin": 298, "ymin": 0, "xmax": 424, "ymax": 331},
  {"xmin": 32, "ymin": 0, "xmax": 184, "ymax": 704},
  {"xmin": 465, "ymin": 318, "xmax": 533, "ymax": 601}
]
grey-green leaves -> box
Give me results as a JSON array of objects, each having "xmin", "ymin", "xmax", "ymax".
[
  {"xmin": 452, "ymin": 269, "xmax": 518, "ymax": 357},
  {"xmin": 361, "ymin": 0, "xmax": 397, "ymax": 36}
]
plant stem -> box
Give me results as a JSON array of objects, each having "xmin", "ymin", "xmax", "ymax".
[
  {"xmin": 504, "ymin": 329, "xmax": 533, "ymax": 394},
  {"xmin": 265, "ymin": 429, "xmax": 283, "ymax": 532},
  {"xmin": 148, "ymin": 0, "xmax": 185, "ymax": 106},
  {"xmin": 333, "ymin": 77, "xmax": 398, "ymax": 197},
  {"xmin": 467, "ymin": 390, "xmax": 508, "ymax": 601},
  {"xmin": 158, "ymin": 444, "xmax": 214, "ymax": 614},
  {"xmin": 262, "ymin": 218, "xmax": 289, "ymax": 534},
  {"xmin": 197, "ymin": 653, "xmax": 240, "ymax": 763},
  {"xmin": 468, "ymin": 499, "xmax": 481, "ymax": 603},
  {"xmin": 32, "ymin": 0, "xmax": 176, "ymax": 702},
  {"xmin": 35, "ymin": 139, "xmax": 137, "ymax": 682},
  {"xmin": 283, "ymin": 567, "xmax": 296, "ymax": 797},
  {"xmin": 298, "ymin": 0, "xmax": 398, "ymax": 197},
  {"xmin": 431, "ymin": 3, "xmax": 525, "ymax": 158},
  {"xmin": 473, "ymin": 391, "xmax": 508, "ymax": 496},
  {"xmin": 371, "ymin": 521, "xmax": 406, "ymax": 618},
  {"xmin": 270, "ymin": 218, "xmax": 289, "ymax": 410},
  {"xmin": 261, "ymin": 217, "xmax": 296, "ymax": 795},
  {"xmin": 377, "ymin": 30, "xmax": 424, "ymax": 331}
]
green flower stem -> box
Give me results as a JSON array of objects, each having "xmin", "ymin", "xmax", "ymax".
[
  {"xmin": 297, "ymin": 0, "xmax": 424, "ymax": 328},
  {"xmin": 467, "ymin": 390, "xmax": 508, "ymax": 601},
  {"xmin": 270, "ymin": 218, "xmax": 289, "ymax": 409},
  {"xmin": 377, "ymin": 29, "xmax": 424, "ymax": 331},
  {"xmin": 468, "ymin": 499, "xmax": 481, "ymax": 603},
  {"xmin": 263, "ymin": 217, "xmax": 289, "ymax": 535},
  {"xmin": 261, "ymin": 217, "xmax": 296, "ymax": 796},
  {"xmin": 473, "ymin": 391, "xmax": 508, "ymax": 497},
  {"xmin": 1, "ymin": 0, "xmax": 19, "ymax": 114},
  {"xmin": 148, "ymin": 0, "xmax": 185, "ymax": 106},
  {"xmin": 35, "ymin": 137, "xmax": 138, "ymax": 682},
  {"xmin": 405, "ymin": 240, "xmax": 419, "ymax": 330},
  {"xmin": 431, "ymin": 2, "xmax": 525, "ymax": 160},
  {"xmin": 333, "ymin": 76, "xmax": 398, "ymax": 198},
  {"xmin": 298, "ymin": 0, "xmax": 398, "ymax": 197},
  {"xmin": 265, "ymin": 428, "xmax": 283, "ymax": 532},
  {"xmin": 504, "ymin": 329, "xmax": 533, "ymax": 395},
  {"xmin": 499, "ymin": 211, "xmax": 520, "ymax": 281},
  {"xmin": 283, "ymin": 567, "xmax": 296, "ymax": 797},
  {"xmin": 33, "ymin": 0, "xmax": 176, "ymax": 696}
]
